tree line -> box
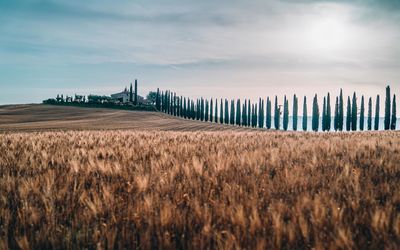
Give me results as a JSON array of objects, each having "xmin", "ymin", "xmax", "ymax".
[{"xmin": 154, "ymin": 86, "xmax": 397, "ymax": 131}]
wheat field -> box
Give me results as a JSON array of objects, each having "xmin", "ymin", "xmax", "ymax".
[{"xmin": 1, "ymin": 130, "xmax": 399, "ymax": 249}]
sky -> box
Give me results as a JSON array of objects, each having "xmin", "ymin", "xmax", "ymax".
[{"xmin": 0, "ymin": 0, "xmax": 399, "ymax": 105}]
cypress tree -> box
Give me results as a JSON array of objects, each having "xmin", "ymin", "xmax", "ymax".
[
  {"xmin": 327, "ymin": 93, "xmax": 331, "ymax": 131},
  {"xmin": 293, "ymin": 95, "xmax": 298, "ymax": 131},
  {"xmin": 322, "ymin": 97, "xmax": 327, "ymax": 131},
  {"xmin": 346, "ymin": 97, "xmax": 351, "ymax": 131},
  {"xmin": 129, "ymin": 83, "xmax": 133, "ymax": 102},
  {"xmin": 254, "ymin": 105, "xmax": 258, "ymax": 128},
  {"xmin": 225, "ymin": 99, "xmax": 229, "ymax": 124},
  {"xmin": 134, "ymin": 79, "xmax": 138, "ymax": 105},
  {"xmin": 155, "ymin": 88, "xmax": 160, "ymax": 110},
  {"xmin": 230, "ymin": 100, "xmax": 235, "ymax": 125},
  {"xmin": 274, "ymin": 96, "xmax": 280, "ymax": 130},
  {"xmin": 374, "ymin": 95, "xmax": 380, "ymax": 130},
  {"xmin": 303, "ymin": 96, "xmax": 307, "ymax": 131},
  {"xmin": 173, "ymin": 93, "xmax": 177, "ymax": 116},
  {"xmin": 367, "ymin": 97, "xmax": 372, "ymax": 130},
  {"xmin": 251, "ymin": 105, "xmax": 254, "ymax": 127},
  {"xmin": 258, "ymin": 98, "xmax": 264, "ymax": 128},
  {"xmin": 202, "ymin": 98, "xmax": 205, "ymax": 121},
  {"xmin": 312, "ymin": 94, "xmax": 319, "ymax": 132},
  {"xmin": 215, "ymin": 99, "xmax": 218, "ymax": 123},
  {"xmin": 283, "ymin": 96, "xmax": 289, "ymax": 131},
  {"xmin": 242, "ymin": 99, "xmax": 247, "ymax": 126},
  {"xmin": 360, "ymin": 95, "xmax": 365, "ymax": 131},
  {"xmin": 391, "ymin": 95, "xmax": 396, "ymax": 130},
  {"xmin": 334, "ymin": 96, "xmax": 338, "ymax": 131},
  {"xmin": 247, "ymin": 100, "xmax": 251, "ymax": 126},
  {"xmin": 236, "ymin": 99, "xmax": 241, "ymax": 126},
  {"xmin": 339, "ymin": 89, "xmax": 344, "ymax": 131},
  {"xmin": 266, "ymin": 97, "xmax": 272, "ymax": 129},
  {"xmin": 384, "ymin": 85, "xmax": 391, "ymax": 130},
  {"xmin": 183, "ymin": 97, "xmax": 187, "ymax": 118},
  {"xmin": 351, "ymin": 92, "xmax": 357, "ymax": 131},
  {"xmin": 205, "ymin": 99, "xmax": 209, "ymax": 122},
  {"xmin": 210, "ymin": 99, "xmax": 213, "ymax": 122},
  {"xmin": 220, "ymin": 99, "xmax": 224, "ymax": 124}
]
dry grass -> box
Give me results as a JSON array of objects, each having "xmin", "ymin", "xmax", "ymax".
[{"xmin": 1, "ymin": 130, "xmax": 400, "ymax": 249}]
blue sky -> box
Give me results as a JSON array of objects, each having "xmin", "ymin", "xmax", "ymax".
[{"xmin": 0, "ymin": 0, "xmax": 399, "ymax": 105}]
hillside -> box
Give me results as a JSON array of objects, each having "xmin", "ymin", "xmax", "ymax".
[{"xmin": 0, "ymin": 104, "xmax": 253, "ymax": 132}]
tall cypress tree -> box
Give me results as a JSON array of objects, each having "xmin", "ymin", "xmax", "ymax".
[
  {"xmin": 351, "ymin": 92, "xmax": 357, "ymax": 131},
  {"xmin": 242, "ymin": 99, "xmax": 247, "ymax": 126},
  {"xmin": 230, "ymin": 100, "xmax": 235, "ymax": 125},
  {"xmin": 283, "ymin": 95, "xmax": 289, "ymax": 131},
  {"xmin": 224, "ymin": 99, "xmax": 229, "ymax": 124},
  {"xmin": 214, "ymin": 99, "xmax": 218, "ymax": 123},
  {"xmin": 236, "ymin": 99, "xmax": 241, "ymax": 126},
  {"xmin": 360, "ymin": 95, "xmax": 365, "ymax": 131},
  {"xmin": 134, "ymin": 79, "xmax": 138, "ymax": 105},
  {"xmin": 183, "ymin": 97, "xmax": 187, "ymax": 118},
  {"xmin": 384, "ymin": 85, "xmax": 391, "ymax": 130},
  {"xmin": 322, "ymin": 97, "xmax": 327, "ymax": 131},
  {"xmin": 266, "ymin": 97, "xmax": 272, "ymax": 129},
  {"xmin": 312, "ymin": 94, "xmax": 319, "ymax": 132},
  {"xmin": 254, "ymin": 105, "xmax": 258, "ymax": 128},
  {"xmin": 274, "ymin": 96, "xmax": 280, "ymax": 130},
  {"xmin": 258, "ymin": 98, "xmax": 264, "ymax": 128},
  {"xmin": 220, "ymin": 99, "xmax": 223, "ymax": 124},
  {"xmin": 303, "ymin": 96, "xmax": 307, "ymax": 131},
  {"xmin": 346, "ymin": 97, "xmax": 351, "ymax": 131},
  {"xmin": 205, "ymin": 99, "xmax": 209, "ymax": 122},
  {"xmin": 247, "ymin": 100, "xmax": 251, "ymax": 126},
  {"xmin": 391, "ymin": 95, "xmax": 397, "ymax": 130},
  {"xmin": 326, "ymin": 93, "xmax": 331, "ymax": 131},
  {"xmin": 334, "ymin": 96, "xmax": 338, "ymax": 131},
  {"xmin": 129, "ymin": 83, "xmax": 133, "ymax": 102},
  {"xmin": 210, "ymin": 99, "xmax": 213, "ymax": 122},
  {"xmin": 293, "ymin": 95, "xmax": 298, "ymax": 131},
  {"xmin": 374, "ymin": 95, "xmax": 380, "ymax": 130},
  {"xmin": 367, "ymin": 97, "xmax": 372, "ymax": 130},
  {"xmin": 339, "ymin": 89, "xmax": 344, "ymax": 131},
  {"xmin": 155, "ymin": 88, "xmax": 160, "ymax": 110}
]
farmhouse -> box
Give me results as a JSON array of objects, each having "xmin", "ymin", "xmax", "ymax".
[{"xmin": 111, "ymin": 86, "xmax": 145, "ymax": 103}]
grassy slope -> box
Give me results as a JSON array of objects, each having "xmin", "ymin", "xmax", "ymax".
[{"xmin": 0, "ymin": 104, "xmax": 252, "ymax": 132}]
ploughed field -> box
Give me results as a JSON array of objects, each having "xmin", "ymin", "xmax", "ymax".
[
  {"xmin": 0, "ymin": 104, "xmax": 250, "ymax": 132},
  {"xmin": 0, "ymin": 129, "xmax": 399, "ymax": 249}
]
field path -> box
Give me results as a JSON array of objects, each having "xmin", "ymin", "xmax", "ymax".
[{"xmin": 0, "ymin": 104, "xmax": 257, "ymax": 132}]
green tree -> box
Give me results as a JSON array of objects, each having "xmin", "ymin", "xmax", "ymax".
[
  {"xmin": 384, "ymin": 85, "xmax": 391, "ymax": 130},
  {"xmin": 351, "ymin": 92, "xmax": 357, "ymax": 131},
  {"xmin": 236, "ymin": 99, "xmax": 241, "ymax": 126},
  {"xmin": 293, "ymin": 95, "xmax": 298, "ymax": 131},
  {"xmin": 326, "ymin": 93, "xmax": 331, "ymax": 131},
  {"xmin": 367, "ymin": 97, "xmax": 372, "ymax": 130},
  {"xmin": 248, "ymin": 100, "xmax": 251, "ymax": 126},
  {"xmin": 230, "ymin": 100, "xmax": 235, "ymax": 125},
  {"xmin": 322, "ymin": 97, "xmax": 327, "ymax": 131},
  {"xmin": 302, "ymin": 96, "xmax": 308, "ymax": 131},
  {"xmin": 130, "ymin": 83, "xmax": 133, "ymax": 102},
  {"xmin": 210, "ymin": 99, "xmax": 213, "ymax": 122},
  {"xmin": 374, "ymin": 95, "xmax": 380, "ymax": 130},
  {"xmin": 266, "ymin": 97, "xmax": 272, "ymax": 129},
  {"xmin": 338, "ymin": 89, "xmax": 344, "ymax": 131},
  {"xmin": 283, "ymin": 96, "xmax": 289, "ymax": 131},
  {"xmin": 391, "ymin": 95, "xmax": 396, "ymax": 130},
  {"xmin": 312, "ymin": 94, "xmax": 319, "ymax": 132},
  {"xmin": 215, "ymin": 99, "xmax": 218, "ymax": 123},
  {"xmin": 205, "ymin": 99, "xmax": 209, "ymax": 122},
  {"xmin": 258, "ymin": 98, "xmax": 264, "ymax": 128},
  {"xmin": 219, "ymin": 99, "xmax": 223, "ymax": 123},
  {"xmin": 134, "ymin": 79, "xmax": 138, "ymax": 105},
  {"xmin": 242, "ymin": 99, "xmax": 247, "ymax": 126},
  {"xmin": 346, "ymin": 97, "xmax": 351, "ymax": 131},
  {"xmin": 274, "ymin": 96, "xmax": 280, "ymax": 130},
  {"xmin": 360, "ymin": 95, "xmax": 365, "ymax": 131},
  {"xmin": 334, "ymin": 96, "xmax": 338, "ymax": 131},
  {"xmin": 225, "ymin": 99, "xmax": 229, "ymax": 124}
]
